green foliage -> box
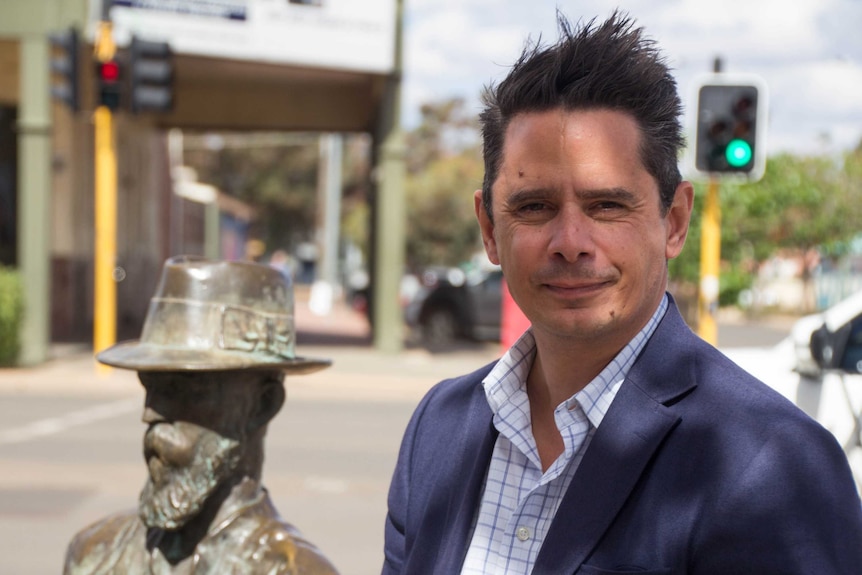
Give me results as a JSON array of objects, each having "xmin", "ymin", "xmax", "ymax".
[
  {"xmin": 186, "ymin": 134, "xmax": 321, "ymax": 252},
  {"xmin": 733, "ymin": 153, "xmax": 855, "ymax": 254},
  {"xmin": 406, "ymin": 152, "xmax": 483, "ymax": 268},
  {"xmin": 183, "ymin": 133, "xmax": 374, "ymax": 263},
  {"xmin": 668, "ymin": 180, "xmax": 755, "ymax": 307},
  {"xmin": 718, "ymin": 266, "xmax": 754, "ymax": 307},
  {"xmin": 405, "ymin": 98, "xmax": 479, "ymax": 175},
  {"xmin": 0, "ymin": 265, "xmax": 23, "ymax": 366},
  {"xmin": 670, "ymin": 148, "xmax": 862, "ymax": 308},
  {"xmin": 404, "ymin": 98, "xmax": 484, "ymax": 268}
]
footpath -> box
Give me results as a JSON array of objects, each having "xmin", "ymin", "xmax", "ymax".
[
  {"xmin": 0, "ymin": 288, "xmax": 803, "ymax": 403},
  {"xmin": 0, "ymin": 292, "xmax": 502, "ymax": 403}
]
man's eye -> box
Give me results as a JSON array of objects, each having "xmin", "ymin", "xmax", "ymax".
[
  {"xmin": 518, "ymin": 203, "xmax": 547, "ymax": 213},
  {"xmin": 593, "ymin": 201, "xmax": 627, "ymax": 213}
]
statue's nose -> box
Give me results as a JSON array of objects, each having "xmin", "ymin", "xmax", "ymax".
[{"xmin": 141, "ymin": 404, "xmax": 166, "ymax": 425}]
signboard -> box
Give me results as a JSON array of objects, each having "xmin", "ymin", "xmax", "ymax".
[{"xmin": 99, "ymin": 0, "xmax": 396, "ymax": 74}]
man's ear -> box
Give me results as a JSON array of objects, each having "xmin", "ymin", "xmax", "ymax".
[
  {"xmin": 475, "ymin": 189, "xmax": 500, "ymax": 265},
  {"xmin": 248, "ymin": 376, "xmax": 286, "ymax": 432},
  {"xmin": 665, "ymin": 181, "xmax": 694, "ymax": 260}
]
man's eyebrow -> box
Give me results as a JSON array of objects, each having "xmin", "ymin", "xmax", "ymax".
[
  {"xmin": 505, "ymin": 187, "xmax": 639, "ymax": 205},
  {"xmin": 505, "ymin": 187, "xmax": 556, "ymax": 205},
  {"xmin": 576, "ymin": 187, "xmax": 638, "ymax": 203}
]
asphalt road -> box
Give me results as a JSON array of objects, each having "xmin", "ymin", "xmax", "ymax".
[
  {"xmin": 0, "ymin": 318, "xmax": 805, "ymax": 575},
  {"xmin": 0, "ymin": 394, "xmax": 412, "ymax": 574},
  {"xmin": 0, "ymin": 342, "xmax": 503, "ymax": 575}
]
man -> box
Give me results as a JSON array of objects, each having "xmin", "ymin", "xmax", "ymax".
[
  {"xmin": 64, "ymin": 256, "xmax": 339, "ymax": 575},
  {"xmin": 383, "ymin": 12, "xmax": 862, "ymax": 574}
]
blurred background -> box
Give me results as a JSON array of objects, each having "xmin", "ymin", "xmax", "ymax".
[
  {"xmin": 1, "ymin": 0, "xmax": 861, "ymax": 362},
  {"xmin": 1, "ymin": 1, "xmax": 861, "ymax": 573}
]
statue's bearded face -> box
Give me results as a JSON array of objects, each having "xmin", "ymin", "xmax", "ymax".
[
  {"xmin": 136, "ymin": 371, "xmax": 260, "ymax": 531},
  {"xmin": 139, "ymin": 420, "xmax": 242, "ymax": 530}
]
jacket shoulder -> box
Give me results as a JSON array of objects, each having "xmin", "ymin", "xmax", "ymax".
[{"xmin": 415, "ymin": 360, "xmax": 496, "ymax": 416}]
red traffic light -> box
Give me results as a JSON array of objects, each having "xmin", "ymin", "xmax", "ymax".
[
  {"xmin": 97, "ymin": 59, "xmax": 122, "ymax": 111},
  {"xmin": 99, "ymin": 60, "xmax": 120, "ymax": 83}
]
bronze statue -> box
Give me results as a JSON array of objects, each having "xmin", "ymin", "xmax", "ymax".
[{"xmin": 64, "ymin": 256, "xmax": 339, "ymax": 575}]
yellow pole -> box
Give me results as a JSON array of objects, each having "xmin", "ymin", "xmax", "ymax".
[
  {"xmin": 93, "ymin": 106, "xmax": 116, "ymax": 358},
  {"xmin": 93, "ymin": 22, "xmax": 117, "ymax": 364},
  {"xmin": 698, "ymin": 178, "xmax": 721, "ymax": 345}
]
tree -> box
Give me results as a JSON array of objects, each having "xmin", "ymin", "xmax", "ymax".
[
  {"xmin": 670, "ymin": 149, "xmax": 862, "ymax": 312},
  {"xmin": 183, "ymin": 133, "xmax": 374, "ymax": 265},
  {"xmin": 184, "ymin": 133, "xmax": 321, "ymax": 254},
  {"xmin": 404, "ymin": 98, "xmax": 484, "ymax": 269},
  {"xmin": 405, "ymin": 98, "xmax": 479, "ymax": 175},
  {"xmin": 406, "ymin": 152, "xmax": 483, "ymax": 268}
]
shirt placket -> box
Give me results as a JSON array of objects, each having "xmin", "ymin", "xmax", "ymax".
[
  {"xmin": 499, "ymin": 425, "xmax": 575, "ymax": 568},
  {"xmin": 503, "ymin": 476, "xmax": 549, "ymax": 556}
]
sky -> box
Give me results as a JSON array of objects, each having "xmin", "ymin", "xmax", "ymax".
[{"xmin": 402, "ymin": 0, "xmax": 862, "ymax": 160}]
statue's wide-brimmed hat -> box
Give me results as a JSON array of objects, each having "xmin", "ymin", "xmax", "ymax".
[{"xmin": 97, "ymin": 256, "xmax": 331, "ymax": 374}]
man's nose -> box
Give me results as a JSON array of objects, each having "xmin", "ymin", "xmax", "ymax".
[{"xmin": 547, "ymin": 205, "xmax": 594, "ymax": 262}]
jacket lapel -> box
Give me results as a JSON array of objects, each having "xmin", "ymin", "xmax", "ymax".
[
  {"xmin": 532, "ymin": 301, "xmax": 698, "ymax": 574},
  {"xmin": 532, "ymin": 381, "xmax": 680, "ymax": 573},
  {"xmin": 430, "ymin": 377, "xmax": 498, "ymax": 574}
]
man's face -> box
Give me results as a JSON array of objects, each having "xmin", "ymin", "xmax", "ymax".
[
  {"xmin": 137, "ymin": 371, "xmax": 256, "ymax": 530},
  {"xmin": 476, "ymin": 108, "xmax": 692, "ymax": 354}
]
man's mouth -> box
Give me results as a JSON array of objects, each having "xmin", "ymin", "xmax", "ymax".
[
  {"xmin": 541, "ymin": 279, "xmax": 613, "ymax": 299},
  {"xmin": 545, "ymin": 279, "xmax": 608, "ymax": 290}
]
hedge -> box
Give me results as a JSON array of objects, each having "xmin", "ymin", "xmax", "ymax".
[{"xmin": 0, "ymin": 266, "xmax": 23, "ymax": 366}]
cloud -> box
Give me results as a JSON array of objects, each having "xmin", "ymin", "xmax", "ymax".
[{"xmin": 401, "ymin": 0, "xmax": 862, "ymax": 154}]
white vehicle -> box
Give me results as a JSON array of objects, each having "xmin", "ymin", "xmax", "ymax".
[
  {"xmin": 788, "ymin": 290, "xmax": 862, "ymax": 490},
  {"xmin": 793, "ymin": 289, "xmax": 862, "ymax": 377}
]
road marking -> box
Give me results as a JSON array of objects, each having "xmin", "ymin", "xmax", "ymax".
[
  {"xmin": 0, "ymin": 398, "xmax": 140, "ymax": 445},
  {"xmin": 303, "ymin": 475, "xmax": 349, "ymax": 494}
]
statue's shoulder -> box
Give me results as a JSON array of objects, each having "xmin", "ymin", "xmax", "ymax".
[
  {"xmin": 199, "ymin": 489, "xmax": 340, "ymax": 574},
  {"xmin": 64, "ymin": 510, "xmax": 146, "ymax": 574},
  {"xmin": 245, "ymin": 516, "xmax": 340, "ymax": 575}
]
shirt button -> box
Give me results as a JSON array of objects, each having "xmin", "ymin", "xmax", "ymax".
[{"xmin": 516, "ymin": 526, "xmax": 531, "ymax": 541}]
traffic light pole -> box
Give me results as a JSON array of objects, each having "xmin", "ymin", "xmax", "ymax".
[
  {"xmin": 93, "ymin": 21, "xmax": 117, "ymax": 364},
  {"xmin": 696, "ymin": 57, "xmax": 724, "ymax": 346},
  {"xmin": 698, "ymin": 177, "xmax": 721, "ymax": 344}
]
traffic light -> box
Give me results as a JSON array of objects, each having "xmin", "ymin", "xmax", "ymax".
[
  {"xmin": 96, "ymin": 58, "xmax": 122, "ymax": 111},
  {"xmin": 129, "ymin": 36, "xmax": 174, "ymax": 114},
  {"xmin": 693, "ymin": 76, "xmax": 767, "ymax": 180},
  {"xmin": 49, "ymin": 28, "xmax": 80, "ymax": 112}
]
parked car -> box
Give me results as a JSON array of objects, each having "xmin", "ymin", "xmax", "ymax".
[
  {"xmin": 405, "ymin": 267, "xmax": 503, "ymax": 348},
  {"xmin": 791, "ymin": 289, "xmax": 862, "ymax": 378},
  {"xmin": 789, "ymin": 290, "xmax": 862, "ymax": 492}
]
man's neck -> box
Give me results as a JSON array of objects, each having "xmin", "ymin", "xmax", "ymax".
[
  {"xmin": 524, "ymin": 325, "xmax": 641, "ymax": 471},
  {"xmin": 529, "ymin": 334, "xmax": 621, "ymax": 405}
]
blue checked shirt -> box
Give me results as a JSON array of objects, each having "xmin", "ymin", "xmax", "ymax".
[{"xmin": 461, "ymin": 296, "xmax": 668, "ymax": 575}]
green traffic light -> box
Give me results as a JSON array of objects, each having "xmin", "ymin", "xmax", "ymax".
[{"xmin": 726, "ymin": 139, "xmax": 752, "ymax": 167}]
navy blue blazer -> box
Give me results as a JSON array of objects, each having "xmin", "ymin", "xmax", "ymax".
[{"xmin": 383, "ymin": 299, "xmax": 862, "ymax": 574}]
